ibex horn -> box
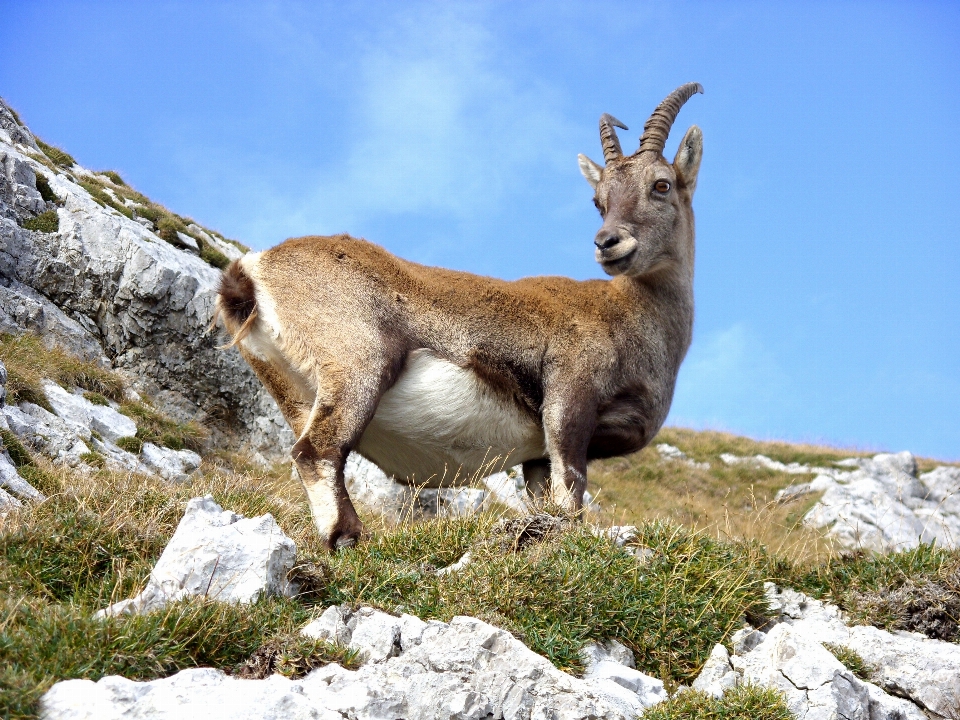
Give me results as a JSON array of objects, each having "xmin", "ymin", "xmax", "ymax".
[
  {"xmin": 638, "ymin": 82, "xmax": 704, "ymax": 156},
  {"xmin": 599, "ymin": 113, "xmax": 628, "ymax": 165}
]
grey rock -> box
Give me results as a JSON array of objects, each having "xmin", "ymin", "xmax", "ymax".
[
  {"xmin": 691, "ymin": 644, "xmax": 738, "ymax": 698},
  {"xmin": 801, "ymin": 451, "xmax": 960, "ymax": 551},
  {"xmin": 0, "ymin": 357, "xmax": 6, "ymax": 407},
  {"xmin": 417, "ymin": 486, "xmax": 488, "ymax": 517},
  {"xmin": 657, "ymin": 443, "xmax": 710, "ymax": 469},
  {"xmin": 174, "ymin": 231, "xmax": 199, "ymax": 253},
  {"xmin": 763, "ymin": 583, "xmax": 960, "ymax": 718},
  {"xmin": 140, "ymin": 443, "xmax": 201, "ymax": 483},
  {"xmin": 0, "ymin": 451, "xmax": 38, "ymax": 503},
  {"xmin": 46, "ymin": 614, "xmax": 666, "ymax": 719},
  {"xmin": 0, "ymin": 97, "xmax": 292, "ymax": 457},
  {"xmin": 3, "ymin": 402, "xmax": 90, "ymax": 465},
  {"xmin": 97, "ymin": 496, "xmax": 296, "ymax": 618},
  {"xmin": 0, "ymin": 98, "xmax": 40, "ymax": 151},
  {"xmin": 42, "ymin": 381, "xmax": 137, "ymax": 443},
  {"xmin": 580, "ymin": 638, "xmax": 636, "ymax": 669},
  {"xmin": 736, "ymin": 622, "xmax": 927, "ymax": 720},
  {"xmin": 0, "ymin": 483, "xmax": 21, "ymax": 510}
]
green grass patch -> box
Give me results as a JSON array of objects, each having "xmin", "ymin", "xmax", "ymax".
[
  {"xmin": 78, "ymin": 179, "xmax": 133, "ymax": 219},
  {"xmin": 0, "ymin": 428, "xmax": 34, "ymax": 469},
  {"xmin": 115, "ymin": 435, "xmax": 144, "ymax": 454},
  {"xmin": 35, "ymin": 139, "xmax": 75, "ymax": 169},
  {"xmin": 82, "ymin": 391, "xmax": 110, "ymax": 407},
  {"xmin": 100, "ymin": 170, "xmax": 126, "ymax": 186},
  {"xmin": 641, "ymin": 685, "xmax": 792, "ymax": 720},
  {"xmin": 118, "ymin": 401, "xmax": 207, "ymax": 453},
  {"xmin": 320, "ymin": 517, "xmax": 771, "ymax": 684},
  {"xmin": 33, "ymin": 172, "xmax": 58, "ymax": 204},
  {"xmin": 198, "ymin": 237, "xmax": 231, "ymax": 269},
  {"xmin": 0, "ymin": 333, "xmax": 126, "ymax": 410},
  {"xmin": 823, "ymin": 643, "xmax": 874, "ymax": 681},
  {"xmin": 79, "ymin": 451, "xmax": 105, "ymax": 469},
  {"xmin": 21, "ymin": 210, "xmax": 59, "ymax": 233},
  {"xmin": 0, "ymin": 597, "xmax": 319, "ymax": 719}
]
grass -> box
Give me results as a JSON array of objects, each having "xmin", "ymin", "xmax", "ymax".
[
  {"xmin": 118, "ymin": 400, "xmax": 208, "ymax": 453},
  {"xmin": 823, "ymin": 643, "xmax": 874, "ymax": 681},
  {"xmin": 642, "ymin": 686, "xmax": 792, "ymax": 720},
  {"xmin": 100, "ymin": 171, "xmax": 126, "ymax": 186},
  {"xmin": 78, "ymin": 178, "xmax": 133, "ymax": 219},
  {"xmin": 588, "ymin": 428, "xmax": 843, "ymax": 564},
  {"xmin": 33, "ymin": 172, "xmax": 58, "ymax": 204},
  {"xmin": 34, "ymin": 139, "xmax": 75, "ymax": 169},
  {"xmin": 0, "ymin": 333, "xmax": 125, "ymax": 412},
  {"xmin": 21, "ymin": 210, "xmax": 59, "ymax": 233}
]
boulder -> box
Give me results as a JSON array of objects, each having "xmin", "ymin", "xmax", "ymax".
[
  {"xmin": 3, "ymin": 402, "xmax": 90, "ymax": 465},
  {"xmin": 140, "ymin": 443, "xmax": 202, "ymax": 483},
  {"xmin": 0, "ymin": 450, "xmax": 44, "ymax": 502},
  {"xmin": 41, "ymin": 381, "xmax": 137, "ymax": 442},
  {"xmin": 46, "ymin": 613, "xmax": 667, "ymax": 719},
  {"xmin": 97, "ymin": 496, "xmax": 296, "ymax": 617}
]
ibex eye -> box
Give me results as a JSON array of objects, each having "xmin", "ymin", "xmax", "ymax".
[{"xmin": 654, "ymin": 180, "xmax": 671, "ymax": 194}]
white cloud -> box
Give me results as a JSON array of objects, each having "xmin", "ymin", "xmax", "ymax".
[{"xmin": 275, "ymin": 5, "xmax": 571, "ymax": 235}]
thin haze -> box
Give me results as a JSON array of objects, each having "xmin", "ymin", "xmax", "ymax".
[{"xmin": 1, "ymin": 1, "xmax": 957, "ymax": 459}]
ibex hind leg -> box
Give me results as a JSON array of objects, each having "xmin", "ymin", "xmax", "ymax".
[{"xmin": 293, "ymin": 351, "xmax": 404, "ymax": 551}]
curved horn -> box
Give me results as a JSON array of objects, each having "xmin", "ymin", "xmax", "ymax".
[
  {"xmin": 638, "ymin": 82, "xmax": 704, "ymax": 156},
  {"xmin": 599, "ymin": 113, "xmax": 628, "ymax": 164}
]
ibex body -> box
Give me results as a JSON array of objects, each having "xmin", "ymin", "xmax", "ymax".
[{"xmin": 217, "ymin": 84, "xmax": 704, "ymax": 549}]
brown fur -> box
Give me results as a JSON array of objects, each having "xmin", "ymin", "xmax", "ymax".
[{"xmin": 215, "ymin": 85, "xmax": 704, "ymax": 550}]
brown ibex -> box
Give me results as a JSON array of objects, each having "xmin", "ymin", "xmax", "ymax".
[{"xmin": 216, "ymin": 83, "xmax": 704, "ymax": 550}]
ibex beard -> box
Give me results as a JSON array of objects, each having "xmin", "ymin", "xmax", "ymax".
[{"xmin": 216, "ymin": 83, "xmax": 704, "ymax": 551}]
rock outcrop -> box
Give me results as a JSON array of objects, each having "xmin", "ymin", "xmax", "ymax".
[
  {"xmin": 97, "ymin": 496, "xmax": 296, "ymax": 617},
  {"xmin": 692, "ymin": 582, "xmax": 960, "ymax": 719},
  {"xmin": 45, "ymin": 608, "xmax": 667, "ymax": 720},
  {"xmin": 0, "ymin": 95, "xmax": 291, "ymax": 455},
  {"xmin": 774, "ymin": 452, "xmax": 960, "ymax": 551}
]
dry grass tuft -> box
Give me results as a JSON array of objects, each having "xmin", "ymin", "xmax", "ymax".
[{"xmin": 0, "ymin": 333, "xmax": 125, "ymax": 412}]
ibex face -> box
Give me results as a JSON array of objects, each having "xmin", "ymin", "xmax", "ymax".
[{"xmin": 578, "ymin": 83, "xmax": 704, "ymax": 278}]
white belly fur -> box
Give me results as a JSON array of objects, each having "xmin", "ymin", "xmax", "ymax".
[{"xmin": 355, "ymin": 349, "xmax": 546, "ymax": 487}]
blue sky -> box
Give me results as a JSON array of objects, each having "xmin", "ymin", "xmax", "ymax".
[{"xmin": 2, "ymin": 1, "xmax": 958, "ymax": 459}]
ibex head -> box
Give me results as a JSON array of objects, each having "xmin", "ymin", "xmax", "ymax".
[{"xmin": 578, "ymin": 83, "xmax": 703, "ymax": 278}]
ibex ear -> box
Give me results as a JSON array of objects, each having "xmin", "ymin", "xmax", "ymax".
[
  {"xmin": 673, "ymin": 125, "xmax": 703, "ymax": 194},
  {"xmin": 578, "ymin": 153, "xmax": 603, "ymax": 189}
]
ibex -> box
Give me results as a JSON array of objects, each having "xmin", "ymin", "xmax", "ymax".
[{"xmin": 216, "ymin": 83, "xmax": 703, "ymax": 550}]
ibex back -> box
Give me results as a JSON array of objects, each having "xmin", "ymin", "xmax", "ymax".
[{"xmin": 216, "ymin": 83, "xmax": 704, "ymax": 550}]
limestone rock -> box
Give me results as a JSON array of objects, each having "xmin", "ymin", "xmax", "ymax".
[
  {"xmin": 691, "ymin": 644, "xmax": 738, "ymax": 698},
  {"xmin": 0, "ymin": 450, "xmax": 44, "ymax": 502},
  {"xmin": 0, "ymin": 95, "xmax": 292, "ymax": 456},
  {"xmin": 140, "ymin": 443, "xmax": 202, "ymax": 483},
  {"xmin": 97, "ymin": 496, "xmax": 296, "ymax": 617},
  {"xmin": 46, "ymin": 614, "xmax": 667, "ymax": 719},
  {"xmin": 41, "ymin": 381, "xmax": 137, "ymax": 442},
  {"xmin": 801, "ymin": 452, "xmax": 960, "ymax": 551},
  {"xmin": 0, "ymin": 357, "xmax": 7, "ymax": 407},
  {"xmin": 735, "ymin": 622, "xmax": 926, "ymax": 720},
  {"xmin": 3, "ymin": 402, "xmax": 90, "ymax": 466}
]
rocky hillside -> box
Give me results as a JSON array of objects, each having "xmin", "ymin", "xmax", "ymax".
[{"xmin": 0, "ymin": 96, "xmax": 290, "ymax": 456}]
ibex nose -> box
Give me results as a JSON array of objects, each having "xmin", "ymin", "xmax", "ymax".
[{"xmin": 594, "ymin": 231, "xmax": 622, "ymax": 251}]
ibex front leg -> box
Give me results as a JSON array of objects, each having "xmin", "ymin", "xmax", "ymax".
[{"xmin": 541, "ymin": 386, "xmax": 596, "ymax": 513}]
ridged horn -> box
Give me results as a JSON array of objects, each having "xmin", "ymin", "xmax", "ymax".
[
  {"xmin": 599, "ymin": 113, "xmax": 628, "ymax": 164},
  {"xmin": 638, "ymin": 82, "xmax": 704, "ymax": 156}
]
